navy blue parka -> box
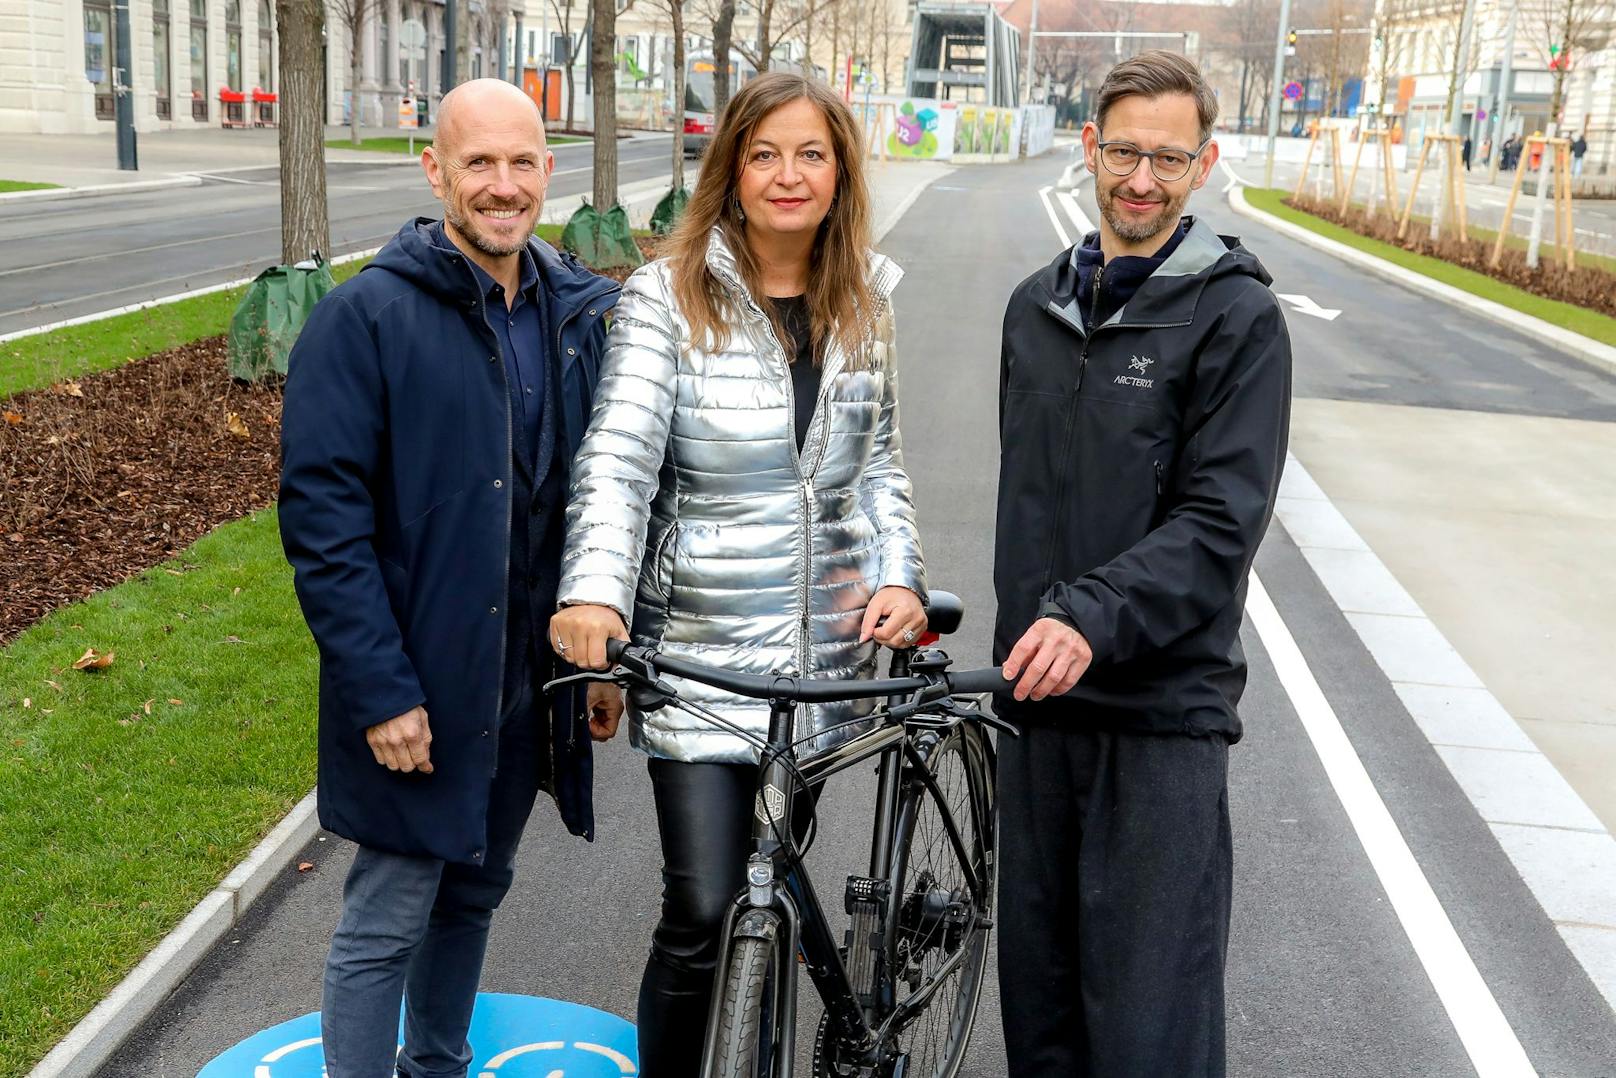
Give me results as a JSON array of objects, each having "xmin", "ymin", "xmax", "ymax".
[{"xmin": 279, "ymin": 218, "xmax": 620, "ymax": 864}]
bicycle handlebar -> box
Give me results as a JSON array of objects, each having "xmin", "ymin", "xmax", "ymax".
[{"xmin": 604, "ymin": 639, "xmax": 1008, "ymax": 703}]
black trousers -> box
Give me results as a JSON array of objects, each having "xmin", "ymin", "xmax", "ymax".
[
  {"xmin": 636, "ymin": 758, "xmax": 818, "ymax": 1077},
  {"xmin": 996, "ymin": 716, "xmax": 1233, "ymax": 1078}
]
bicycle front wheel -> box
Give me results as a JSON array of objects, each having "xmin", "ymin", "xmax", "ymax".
[
  {"xmin": 884, "ymin": 722, "xmax": 996, "ymax": 1078},
  {"xmin": 709, "ymin": 927, "xmax": 779, "ymax": 1078}
]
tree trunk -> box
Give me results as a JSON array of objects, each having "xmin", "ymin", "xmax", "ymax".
[
  {"xmin": 350, "ymin": 7, "xmax": 365, "ymax": 145},
  {"xmin": 565, "ymin": 59, "xmax": 577, "ymax": 131},
  {"xmin": 671, "ymin": 0, "xmax": 685, "ymax": 189},
  {"xmin": 755, "ymin": 0, "xmax": 772, "ymax": 72},
  {"xmin": 591, "ymin": 0, "xmax": 618, "ymax": 208},
  {"xmin": 277, "ymin": 0, "xmax": 330, "ymax": 263},
  {"xmin": 712, "ymin": 0, "xmax": 735, "ymax": 116}
]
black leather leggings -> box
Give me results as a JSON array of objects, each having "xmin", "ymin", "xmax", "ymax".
[{"xmin": 636, "ymin": 758, "xmax": 818, "ymax": 1077}]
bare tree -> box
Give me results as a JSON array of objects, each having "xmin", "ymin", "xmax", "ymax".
[
  {"xmin": 668, "ymin": 0, "xmax": 688, "ymax": 187},
  {"xmin": 712, "ymin": 0, "xmax": 736, "ymax": 114},
  {"xmin": 276, "ymin": 0, "xmax": 330, "ymax": 262},
  {"xmin": 591, "ymin": 0, "xmax": 619, "ymax": 207},
  {"xmin": 549, "ymin": 0, "xmax": 585, "ymax": 131},
  {"xmin": 1370, "ymin": 0, "xmax": 1419, "ymax": 124},
  {"xmin": 485, "ymin": 0, "xmax": 511, "ymax": 77},
  {"xmin": 330, "ymin": 0, "xmax": 379, "ymax": 145},
  {"xmin": 1230, "ymin": 0, "xmax": 1278, "ymax": 131},
  {"xmin": 1534, "ymin": 0, "xmax": 1614, "ymax": 127},
  {"xmin": 735, "ymin": 0, "xmax": 816, "ymax": 73}
]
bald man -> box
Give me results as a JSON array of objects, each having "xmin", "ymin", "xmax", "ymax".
[{"xmin": 279, "ymin": 80, "xmax": 623, "ymax": 1077}]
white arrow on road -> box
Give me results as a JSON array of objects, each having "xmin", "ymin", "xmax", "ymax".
[{"xmin": 1275, "ymin": 292, "xmax": 1343, "ymax": 321}]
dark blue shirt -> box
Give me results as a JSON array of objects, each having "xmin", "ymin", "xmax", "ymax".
[{"xmin": 432, "ymin": 223, "xmax": 547, "ymax": 467}]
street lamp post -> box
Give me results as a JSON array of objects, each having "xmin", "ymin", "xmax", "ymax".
[
  {"xmin": 1487, "ymin": 6, "xmax": 1518, "ymax": 185},
  {"xmin": 113, "ymin": 0, "xmax": 138, "ymax": 170},
  {"xmin": 1264, "ymin": 0, "xmax": 1294, "ymax": 189}
]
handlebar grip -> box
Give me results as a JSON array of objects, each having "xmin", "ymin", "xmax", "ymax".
[
  {"xmin": 606, "ymin": 638, "xmax": 630, "ymax": 664},
  {"xmin": 946, "ymin": 667, "xmax": 1012, "ymax": 695}
]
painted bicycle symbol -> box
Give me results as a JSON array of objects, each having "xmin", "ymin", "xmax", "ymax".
[{"xmin": 198, "ymin": 994, "xmax": 638, "ymax": 1077}]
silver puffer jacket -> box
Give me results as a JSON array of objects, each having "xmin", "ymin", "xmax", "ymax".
[{"xmin": 557, "ymin": 228, "xmax": 926, "ymax": 763}]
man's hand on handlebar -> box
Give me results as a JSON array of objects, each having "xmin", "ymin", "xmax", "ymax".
[
  {"xmin": 550, "ymin": 603, "xmax": 629, "ymax": 671},
  {"xmin": 1003, "ymin": 617, "xmax": 1093, "ymax": 701}
]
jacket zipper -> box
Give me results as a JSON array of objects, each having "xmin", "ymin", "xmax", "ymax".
[
  {"xmin": 1088, "ymin": 265, "xmax": 1104, "ymax": 333},
  {"xmin": 474, "ymin": 292, "xmax": 516, "ymax": 786},
  {"xmin": 1154, "ymin": 460, "xmax": 1165, "ymax": 496}
]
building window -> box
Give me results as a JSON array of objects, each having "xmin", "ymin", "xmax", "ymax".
[
  {"xmin": 154, "ymin": 0, "xmax": 173, "ymax": 118},
  {"xmin": 551, "ymin": 32, "xmax": 569, "ymax": 66},
  {"xmin": 84, "ymin": 0, "xmax": 115, "ymax": 120},
  {"xmin": 190, "ymin": 0, "xmax": 209, "ymax": 120},
  {"xmin": 258, "ymin": 0, "xmax": 273, "ymax": 92},
  {"xmin": 527, "ymin": 30, "xmax": 536, "ymax": 68},
  {"xmin": 226, "ymin": 0, "xmax": 243, "ymax": 91}
]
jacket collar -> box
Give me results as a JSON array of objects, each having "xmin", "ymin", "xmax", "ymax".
[
  {"xmin": 1038, "ymin": 215, "xmax": 1245, "ymax": 337},
  {"xmin": 367, "ymin": 217, "xmax": 618, "ymax": 322},
  {"xmin": 702, "ymin": 226, "xmax": 904, "ymax": 310}
]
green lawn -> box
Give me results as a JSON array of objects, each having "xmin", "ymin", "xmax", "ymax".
[
  {"xmin": 0, "ymin": 509, "xmax": 317, "ymax": 1076},
  {"xmin": 1245, "ymin": 187, "xmax": 1616, "ymax": 349},
  {"xmin": 327, "ymin": 134, "xmax": 589, "ymax": 154},
  {"xmin": 1, "ymin": 260, "xmax": 367, "ymax": 400},
  {"xmin": 0, "ymin": 180, "xmax": 61, "ymax": 193}
]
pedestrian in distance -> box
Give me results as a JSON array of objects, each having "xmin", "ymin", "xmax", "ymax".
[
  {"xmin": 990, "ymin": 50, "xmax": 1292, "ymax": 1077},
  {"xmin": 278, "ymin": 78, "xmax": 625, "ymax": 1078},
  {"xmin": 549, "ymin": 71, "xmax": 929, "ymax": 1074},
  {"xmin": 1481, "ymin": 136, "xmax": 1492, "ymax": 166},
  {"xmin": 1573, "ymin": 134, "xmax": 1588, "ymax": 177},
  {"xmin": 1463, "ymin": 134, "xmax": 1473, "ymax": 171}
]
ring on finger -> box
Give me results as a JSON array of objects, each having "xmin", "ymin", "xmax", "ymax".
[{"xmin": 901, "ymin": 627, "xmax": 919, "ymax": 643}]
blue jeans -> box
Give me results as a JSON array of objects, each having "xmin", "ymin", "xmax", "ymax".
[{"xmin": 321, "ymin": 680, "xmax": 546, "ymax": 1078}]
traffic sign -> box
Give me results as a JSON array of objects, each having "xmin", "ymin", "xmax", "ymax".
[
  {"xmin": 198, "ymin": 994, "xmax": 639, "ymax": 1076},
  {"xmin": 400, "ymin": 17, "xmax": 426, "ymax": 49},
  {"xmin": 1283, "ymin": 81, "xmax": 1304, "ymax": 102},
  {"xmin": 1475, "ymin": 107, "xmax": 1488, "ymax": 121}
]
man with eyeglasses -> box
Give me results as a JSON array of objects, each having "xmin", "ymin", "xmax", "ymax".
[{"xmin": 989, "ymin": 51, "xmax": 1292, "ymax": 1076}]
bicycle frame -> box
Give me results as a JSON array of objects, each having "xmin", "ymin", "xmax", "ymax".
[{"xmin": 697, "ymin": 656, "xmax": 995, "ymax": 1078}]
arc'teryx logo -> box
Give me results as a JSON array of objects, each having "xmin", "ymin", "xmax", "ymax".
[{"xmin": 1115, "ymin": 354, "xmax": 1155, "ymax": 389}]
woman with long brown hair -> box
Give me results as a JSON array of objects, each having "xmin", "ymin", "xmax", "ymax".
[{"xmin": 548, "ymin": 72, "xmax": 927, "ymax": 1070}]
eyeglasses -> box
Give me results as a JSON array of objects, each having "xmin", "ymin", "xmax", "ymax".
[{"xmin": 1097, "ymin": 139, "xmax": 1209, "ymax": 182}]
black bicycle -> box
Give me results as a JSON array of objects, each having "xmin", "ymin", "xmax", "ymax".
[{"xmin": 554, "ymin": 591, "xmax": 1013, "ymax": 1078}]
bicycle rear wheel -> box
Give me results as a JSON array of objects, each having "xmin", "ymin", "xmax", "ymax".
[
  {"xmin": 710, "ymin": 922, "xmax": 780, "ymax": 1078},
  {"xmin": 883, "ymin": 722, "xmax": 996, "ymax": 1078}
]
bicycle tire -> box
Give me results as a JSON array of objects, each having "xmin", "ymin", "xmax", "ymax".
[
  {"xmin": 883, "ymin": 722, "xmax": 996, "ymax": 1078},
  {"xmin": 710, "ymin": 930, "xmax": 778, "ymax": 1078}
]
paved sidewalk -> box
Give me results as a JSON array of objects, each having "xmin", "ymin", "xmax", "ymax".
[{"xmin": 0, "ymin": 123, "xmax": 626, "ymax": 192}]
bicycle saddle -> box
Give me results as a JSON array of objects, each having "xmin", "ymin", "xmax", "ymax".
[{"xmin": 925, "ymin": 590, "xmax": 964, "ymax": 636}]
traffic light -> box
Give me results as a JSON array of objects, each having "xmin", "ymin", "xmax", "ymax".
[
  {"xmin": 1288, "ymin": 27, "xmax": 1298, "ymax": 46},
  {"xmin": 1548, "ymin": 42, "xmax": 1569, "ymax": 70}
]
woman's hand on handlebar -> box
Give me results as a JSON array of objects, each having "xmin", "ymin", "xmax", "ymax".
[
  {"xmin": 550, "ymin": 603, "xmax": 629, "ymax": 671},
  {"xmin": 861, "ymin": 586, "xmax": 928, "ymax": 649}
]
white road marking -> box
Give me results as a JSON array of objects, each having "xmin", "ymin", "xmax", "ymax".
[
  {"xmin": 1056, "ymin": 189, "xmax": 1094, "ymax": 235},
  {"xmin": 1245, "ymin": 575, "xmax": 1538, "ymax": 1078},
  {"xmin": 1036, "ymin": 185, "xmax": 1072, "ymax": 248},
  {"xmin": 1275, "ymin": 292, "xmax": 1343, "ymax": 321},
  {"xmin": 1220, "ymin": 158, "xmax": 1250, "ymax": 192}
]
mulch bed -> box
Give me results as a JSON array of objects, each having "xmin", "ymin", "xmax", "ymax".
[
  {"xmin": 1287, "ymin": 195, "xmax": 1616, "ymax": 319},
  {"xmin": 0, "ymin": 240, "xmax": 658, "ymax": 647},
  {"xmin": 0, "ymin": 338, "xmax": 283, "ymax": 646}
]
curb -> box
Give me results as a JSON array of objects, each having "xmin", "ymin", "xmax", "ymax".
[
  {"xmin": 25, "ymin": 791, "xmax": 321, "ymax": 1078},
  {"xmin": 0, "ymin": 175, "xmax": 203, "ymax": 204},
  {"xmin": 1226, "ymin": 184, "xmax": 1616, "ymax": 373}
]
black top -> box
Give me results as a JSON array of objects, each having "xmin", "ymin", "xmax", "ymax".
[
  {"xmin": 770, "ymin": 294, "xmax": 820, "ymax": 451},
  {"xmin": 1073, "ymin": 220, "xmax": 1188, "ymax": 332}
]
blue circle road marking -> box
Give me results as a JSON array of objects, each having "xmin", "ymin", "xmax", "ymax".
[{"xmin": 196, "ymin": 993, "xmax": 638, "ymax": 1077}]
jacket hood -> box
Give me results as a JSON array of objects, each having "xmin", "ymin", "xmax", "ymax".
[
  {"xmin": 1036, "ymin": 215, "xmax": 1272, "ymax": 334},
  {"xmin": 367, "ymin": 217, "xmax": 618, "ymax": 312}
]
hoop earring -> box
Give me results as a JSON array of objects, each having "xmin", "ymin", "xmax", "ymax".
[{"xmin": 734, "ymin": 197, "xmax": 747, "ymax": 224}]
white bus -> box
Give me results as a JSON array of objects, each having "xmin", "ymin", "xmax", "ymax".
[{"xmin": 682, "ymin": 53, "xmax": 825, "ymax": 156}]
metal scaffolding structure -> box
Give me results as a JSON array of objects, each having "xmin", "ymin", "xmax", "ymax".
[{"xmin": 905, "ymin": 2, "xmax": 1021, "ymax": 107}]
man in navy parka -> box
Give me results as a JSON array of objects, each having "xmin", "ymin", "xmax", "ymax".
[{"xmin": 278, "ymin": 79, "xmax": 623, "ymax": 1078}]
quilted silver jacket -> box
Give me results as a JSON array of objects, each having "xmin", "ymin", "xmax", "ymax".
[{"xmin": 557, "ymin": 228, "xmax": 927, "ymax": 763}]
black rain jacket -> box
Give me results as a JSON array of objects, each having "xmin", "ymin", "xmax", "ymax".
[{"xmin": 993, "ymin": 216, "xmax": 1292, "ymax": 740}]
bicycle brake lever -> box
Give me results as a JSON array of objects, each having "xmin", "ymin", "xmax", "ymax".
[{"xmin": 542, "ymin": 670, "xmax": 619, "ymax": 692}]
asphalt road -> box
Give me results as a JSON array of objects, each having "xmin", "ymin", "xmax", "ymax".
[
  {"xmin": 93, "ymin": 159, "xmax": 1616, "ymax": 1077},
  {"xmin": 0, "ymin": 136, "xmax": 677, "ymax": 338}
]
